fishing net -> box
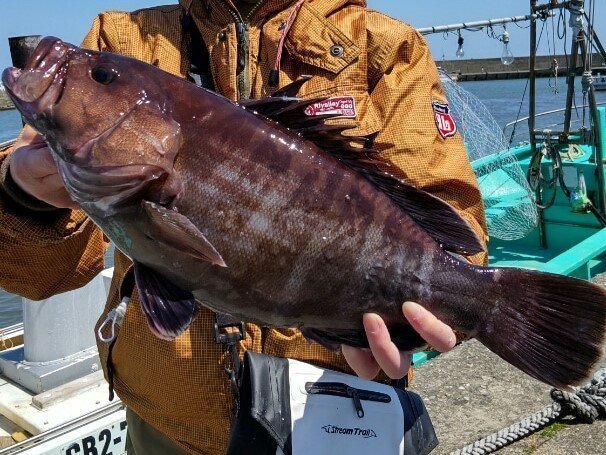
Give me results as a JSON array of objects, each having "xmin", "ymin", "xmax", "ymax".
[{"xmin": 440, "ymin": 72, "xmax": 538, "ymax": 241}]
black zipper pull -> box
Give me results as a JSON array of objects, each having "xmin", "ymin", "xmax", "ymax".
[
  {"xmin": 305, "ymin": 382, "xmax": 391, "ymax": 419},
  {"xmin": 350, "ymin": 388, "xmax": 364, "ymax": 418},
  {"xmin": 236, "ymin": 22, "xmax": 247, "ymax": 72}
]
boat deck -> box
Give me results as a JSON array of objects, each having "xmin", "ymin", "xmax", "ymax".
[
  {"xmin": 490, "ymin": 228, "xmax": 606, "ymax": 278},
  {"xmin": 479, "ymin": 108, "xmax": 606, "ymax": 279}
]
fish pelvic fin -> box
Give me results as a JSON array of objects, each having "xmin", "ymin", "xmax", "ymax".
[
  {"xmin": 301, "ymin": 325, "xmax": 427, "ymax": 353},
  {"xmin": 473, "ymin": 266, "xmax": 606, "ymax": 389},
  {"xmin": 133, "ymin": 261, "xmax": 198, "ymax": 340}
]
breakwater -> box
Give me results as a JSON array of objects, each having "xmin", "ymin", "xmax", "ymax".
[
  {"xmin": 440, "ymin": 53, "xmax": 606, "ymax": 81},
  {"xmin": 0, "ymin": 87, "xmax": 14, "ymax": 110}
]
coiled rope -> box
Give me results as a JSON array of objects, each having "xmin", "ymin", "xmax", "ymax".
[{"xmin": 450, "ymin": 368, "xmax": 606, "ymax": 455}]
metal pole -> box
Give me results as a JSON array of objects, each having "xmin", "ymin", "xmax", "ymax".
[
  {"xmin": 563, "ymin": 1, "xmax": 586, "ymax": 135},
  {"xmin": 529, "ymin": 0, "xmax": 547, "ymax": 248},
  {"xmin": 529, "ymin": 6, "xmax": 538, "ymax": 140},
  {"xmin": 563, "ymin": 39, "xmax": 580, "ymax": 135},
  {"xmin": 417, "ymin": 14, "xmax": 542, "ymax": 35},
  {"xmin": 578, "ymin": 37, "xmax": 606, "ymax": 216}
]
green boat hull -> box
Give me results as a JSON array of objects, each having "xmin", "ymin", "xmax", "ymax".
[{"xmin": 482, "ymin": 106, "xmax": 606, "ymax": 279}]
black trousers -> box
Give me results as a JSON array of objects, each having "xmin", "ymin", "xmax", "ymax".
[{"xmin": 125, "ymin": 408, "xmax": 187, "ymax": 454}]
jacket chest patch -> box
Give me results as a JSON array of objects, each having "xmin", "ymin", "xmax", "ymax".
[
  {"xmin": 432, "ymin": 101, "xmax": 457, "ymax": 139},
  {"xmin": 304, "ymin": 96, "xmax": 357, "ymax": 118}
]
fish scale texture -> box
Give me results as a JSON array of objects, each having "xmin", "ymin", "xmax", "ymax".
[{"xmin": 0, "ymin": 1, "xmax": 487, "ymax": 453}]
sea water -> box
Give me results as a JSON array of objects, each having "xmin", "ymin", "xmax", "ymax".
[
  {"xmin": 0, "ymin": 109, "xmax": 22, "ymax": 327},
  {"xmin": 0, "ymin": 78, "xmax": 605, "ymax": 327},
  {"xmin": 0, "ymin": 108, "xmax": 21, "ymax": 144}
]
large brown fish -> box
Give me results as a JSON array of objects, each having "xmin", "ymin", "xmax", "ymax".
[{"xmin": 3, "ymin": 37, "xmax": 606, "ymax": 388}]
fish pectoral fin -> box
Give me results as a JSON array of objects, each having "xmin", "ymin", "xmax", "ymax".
[
  {"xmin": 142, "ymin": 200, "xmax": 227, "ymax": 267},
  {"xmin": 133, "ymin": 261, "xmax": 197, "ymax": 340}
]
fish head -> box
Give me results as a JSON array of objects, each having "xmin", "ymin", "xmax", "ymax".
[{"xmin": 2, "ymin": 37, "xmax": 183, "ymax": 215}]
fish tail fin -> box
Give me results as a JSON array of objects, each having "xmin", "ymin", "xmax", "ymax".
[{"xmin": 473, "ymin": 267, "xmax": 606, "ymax": 389}]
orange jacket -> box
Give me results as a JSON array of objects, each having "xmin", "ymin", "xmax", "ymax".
[{"xmin": 0, "ymin": 1, "xmax": 487, "ymax": 452}]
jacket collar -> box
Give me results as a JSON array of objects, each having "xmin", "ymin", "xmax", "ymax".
[
  {"xmin": 180, "ymin": 0, "xmax": 365, "ymax": 25},
  {"xmin": 180, "ymin": 0, "xmax": 298, "ymax": 25},
  {"xmin": 180, "ymin": 0, "xmax": 363, "ymax": 74}
]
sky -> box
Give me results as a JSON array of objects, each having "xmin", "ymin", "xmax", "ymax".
[{"xmin": 0, "ymin": 1, "xmax": 604, "ymax": 71}]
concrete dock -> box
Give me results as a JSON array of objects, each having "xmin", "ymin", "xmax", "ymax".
[
  {"xmin": 409, "ymin": 273, "xmax": 606, "ymax": 455},
  {"xmin": 410, "ymin": 340, "xmax": 606, "ymax": 455}
]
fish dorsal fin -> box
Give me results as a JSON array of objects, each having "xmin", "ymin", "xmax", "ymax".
[
  {"xmin": 348, "ymin": 161, "xmax": 485, "ymax": 255},
  {"xmin": 238, "ymin": 76, "xmax": 311, "ymax": 118},
  {"xmin": 239, "ymin": 76, "xmax": 341, "ymax": 130},
  {"xmin": 242, "ymin": 79, "xmax": 484, "ymax": 255}
]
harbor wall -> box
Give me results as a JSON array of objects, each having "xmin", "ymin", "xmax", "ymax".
[
  {"xmin": 439, "ymin": 53, "xmax": 606, "ymax": 81},
  {"xmin": 0, "ymin": 87, "xmax": 14, "ymax": 110}
]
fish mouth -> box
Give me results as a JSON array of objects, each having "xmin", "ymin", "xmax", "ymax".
[{"xmin": 1, "ymin": 37, "xmax": 71, "ymax": 118}]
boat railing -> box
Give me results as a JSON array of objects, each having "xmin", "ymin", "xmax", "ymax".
[
  {"xmin": 0, "ymin": 139, "xmax": 16, "ymax": 149},
  {"xmin": 0, "ymin": 322, "xmax": 23, "ymax": 351},
  {"xmin": 0, "ymin": 401, "xmax": 125, "ymax": 455},
  {"xmin": 503, "ymin": 102, "xmax": 606, "ymax": 145}
]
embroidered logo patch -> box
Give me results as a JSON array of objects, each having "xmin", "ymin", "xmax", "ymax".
[
  {"xmin": 304, "ymin": 96, "xmax": 357, "ymax": 118},
  {"xmin": 432, "ymin": 101, "xmax": 457, "ymax": 139}
]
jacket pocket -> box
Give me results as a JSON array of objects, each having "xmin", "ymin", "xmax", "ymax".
[{"xmin": 299, "ymin": 87, "xmax": 383, "ymax": 139}]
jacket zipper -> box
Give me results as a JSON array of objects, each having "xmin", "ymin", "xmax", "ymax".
[
  {"xmin": 225, "ymin": 1, "xmax": 265, "ymax": 100},
  {"xmin": 305, "ymin": 382, "xmax": 392, "ymax": 418}
]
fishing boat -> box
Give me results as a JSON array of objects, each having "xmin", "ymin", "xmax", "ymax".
[
  {"xmin": 0, "ymin": 0, "xmax": 604, "ymax": 453},
  {"xmin": 483, "ymin": 0, "xmax": 606, "ymax": 281}
]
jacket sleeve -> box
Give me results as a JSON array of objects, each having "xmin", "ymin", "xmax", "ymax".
[
  {"xmin": 366, "ymin": 14, "xmax": 488, "ymax": 265},
  {"xmin": 0, "ymin": 16, "xmax": 117, "ymax": 300}
]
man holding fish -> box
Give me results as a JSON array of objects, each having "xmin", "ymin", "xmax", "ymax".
[{"xmin": 0, "ymin": 0, "xmax": 494, "ymax": 453}]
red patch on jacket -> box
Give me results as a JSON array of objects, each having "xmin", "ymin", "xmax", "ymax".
[
  {"xmin": 304, "ymin": 96, "xmax": 357, "ymax": 118},
  {"xmin": 432, "ymin": 101, "xmax": 457, "ymax": 139}
]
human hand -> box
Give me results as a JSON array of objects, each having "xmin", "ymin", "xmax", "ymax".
[
  {"xmin": 9, "ymin": 125, "xmax": 78, "ymax": 209},
  {"xmin": 341, "ymin": 301, "xmax": 457, "ymax": 380}
]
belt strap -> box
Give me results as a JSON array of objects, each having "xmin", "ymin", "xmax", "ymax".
[
  {"xmin": 105, "ymin": 266, "xmax": 136, "ymax": 401},
  {"xmin": 213, "ymin": 313, "xmax": 246, "ymax": 416}
]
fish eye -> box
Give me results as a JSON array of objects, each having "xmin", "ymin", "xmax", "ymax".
[{"xmin": 91, "ymin": 65, "xmax": 117, "ymax": 85}]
